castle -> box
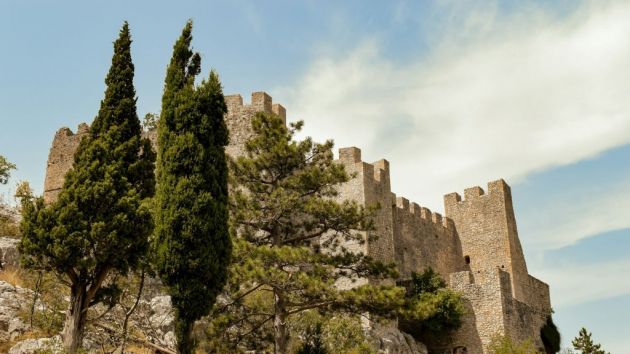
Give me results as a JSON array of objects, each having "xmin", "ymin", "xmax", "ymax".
[{"xmin": 43, "ymin": 92, "xmax": 552, "ymax": 354}]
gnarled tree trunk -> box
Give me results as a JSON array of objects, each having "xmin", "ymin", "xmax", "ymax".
[{"xmin": 62, "ymin": 284, "xmax": 88, "ymax": 353}]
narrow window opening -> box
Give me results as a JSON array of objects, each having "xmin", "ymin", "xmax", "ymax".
[{"xmin": 464, "ymin": 255, "xmax": 471, "ymax": 264}]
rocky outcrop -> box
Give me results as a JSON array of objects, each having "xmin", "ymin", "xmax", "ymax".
[
  {"xmin": 372, "ymin": 325, "xmax": 428, "ymax": 354},
  {"xmin": 0, "ymin": 281, "xmax": 31, "ymax": 343},
  {"xmin": 0, "ymin": 237, "xmax": 20, "ymax": 270},
  {"xmin": 8, "ymin": 335, "xmax": 63, "ymax": 354}
]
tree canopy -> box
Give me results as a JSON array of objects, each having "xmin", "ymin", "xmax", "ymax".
[
  {"xmin": 153, "ymin": 20, "xmax": 231, "ymax": 354},
  {"xmin": 205, "ymin": 112, "xmax": 444, "ymax": 354},
  {"xmin": 19, "ymin": 22, "xmax": 155, "ymax": 352},
  {"xmin": 0, "ymin": 155, "xmax": 16, "ymax": 185}
]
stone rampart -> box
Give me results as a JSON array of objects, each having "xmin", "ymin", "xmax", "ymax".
[
  {"xmin": 43, "ymin": 91, "xmax": 552, "ymax": 354},
  {"xmin": 391, "ymin": 195, "xmax": 467, "ymax": 280},
  {"xmin": 336, "ymin": 147, "xmax": 396, "ymax": 264}
]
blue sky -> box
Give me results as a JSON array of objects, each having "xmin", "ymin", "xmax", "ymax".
[{"xmin": 0, "ymin": 1, "xmax": 628, "ymax": 351}]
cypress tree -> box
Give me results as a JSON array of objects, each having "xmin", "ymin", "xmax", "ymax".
[
  {"xmin": 154, "ymin": 21, "xmax": 231, "ymax": 354},
  {"xmin": 19, "ymin": 23, "xmax": 154, "ymax": 352}
]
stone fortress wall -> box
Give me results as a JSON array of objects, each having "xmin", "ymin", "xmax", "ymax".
[{"xmin": 43, "ymin": 92, "xmax": 551, "ymax": 354}]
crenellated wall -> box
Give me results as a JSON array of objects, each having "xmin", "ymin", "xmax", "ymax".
[
  {"xmin": 444, "ymin": 179, "xmax": 530, "ymax": 303},
  {"xmin": 43, "ymin": 91, "xmax": 551, "ymax": 354},
  {"xmin": 391, "ymin": 195, "xmax": 467, "ymax": 280},
  {"xmin": 224, "ymin": 92, "xmax": 285, "ymax": 158},
  {"xmin": 336, "ymin": 147, "xmax": 396, "ymax": 265}
]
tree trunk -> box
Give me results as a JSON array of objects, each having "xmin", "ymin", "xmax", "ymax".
[
  {"xmin": 274, "ymin": 289, "xmax": 288, "ymax": 354},
  {"xmin": 62, "ymin": 284, "xmax": 88, "ymax": 353},
  {"xmin": 120, "ymin": 270, "xmax": 145, "ymax": 353},
  {"xmin": 175, "ymin": 316, "xmax": 194, "ymax": 354}
]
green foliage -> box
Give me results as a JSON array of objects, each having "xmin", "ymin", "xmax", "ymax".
[
  {"xmin": 571, "ymin": 328, "xmax": 608, "ymax": 354},
  {"xmin": 18, "ymin": 22, "xmax": 154, "ymax": 352},
  {"xmin": 488, "ymin": 335, "xmax": 542, "ymax": 354},
  {"xmin": 296, "ymin": 321, "xmax": 327, "ymax": 354},
  {"xmin": 209, "ymin": 112, "xmax": 407, "ymax": 353},
  {"xmin": 399, "ymin": 268, "xmax": 465, "ymax": 341},
  {"xmin": 14, "ymin": 180, "xmax": 34, "ymax": 207},
  {"xmin": 540, "ymin": 316, "xmax": 561, "ymax": 354},
  {"xmin": 142, "ymin": 112, "xmax": 158, "ymax": 131},
  {"xmin": 17, "ymin": 270, "xmax": 67, "ymax": 335},
  {"xmin": 153, "ymin": 20, "xmax": 231, "ymax": 354},
  {"xmin": 409, "ymin": 267, "xmax": 445, "ymax": 294},
  {"xmin": 0, "ymin": 154, "xmax": 16, "ymax": 185}
]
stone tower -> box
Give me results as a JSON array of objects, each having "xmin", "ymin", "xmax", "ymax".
[{"xmin": 444, "ymin": 179, "xmax": 529, "ymax": 301}]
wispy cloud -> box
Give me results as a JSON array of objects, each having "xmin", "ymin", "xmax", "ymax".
[
  {"xmin": 525, "ymin": 179, "xmax": 630, "ymax": 251},
  {"xmin": 278, "ymin": 1, "xmax": 630, "ymax": 212},
  {"xmin": 541, "ymin": 257, "xmax": 630, "ymax": 307}
]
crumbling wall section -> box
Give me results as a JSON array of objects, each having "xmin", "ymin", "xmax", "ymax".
[{"xmin": 43, "ymin": 123, "xmax": 90, "ymax": 204}]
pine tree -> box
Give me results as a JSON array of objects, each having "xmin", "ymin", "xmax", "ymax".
[
  {"xmin": 19, "ymin": 23, "xmax": 154, "ymax": 353},
  {"xmin": 154, "ymin": 21, "xmax": 231, "ymax": 354},
  {"xmin": 213, "ymin": 112, "xmax": 416, "ymax": 354},
  {"xmin": 572, "ymin": 328, "xmax": 608, "ymax": 354}
]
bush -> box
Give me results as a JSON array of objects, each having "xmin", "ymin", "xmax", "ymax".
[
  {"xmin": 488, "ymin": 335, "xmax": 541, "ymax": 354},
  {"xmin": 400, "ymin": 268, "xmax": 465, "ymax": 342}
]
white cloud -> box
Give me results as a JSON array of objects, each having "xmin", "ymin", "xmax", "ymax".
[
  {"xmin": 276, "ymin": 1, "xmax": 630, "ymax": 212},
  {"xmin": 541, "ymin": 257, "xmax": 630, "ymax": 307},
  {"xmin": 524, "ymin": 179, "xmax": 630, "ymax": 251}
]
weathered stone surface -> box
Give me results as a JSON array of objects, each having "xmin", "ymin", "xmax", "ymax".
[
  {"xmin": 0, "ymin": 281, "xmax": 32, "ymax": 344},
  {"xmin": 148, "ymin": 295, "xmax": 174, "ymax": 335},
  {"xmin": 372, "ymin": 325, "xmax": 428, "ymax": 354},
  {"xmin": 0, "ymin": 237, "xmax": 20, "ymax": 270},
  {"xmin": 8, "ymin": 335, "xmax": 63, "ymax": 354}
]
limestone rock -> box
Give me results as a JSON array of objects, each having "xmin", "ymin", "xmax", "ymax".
[
  {"xmin": 8, "ymin": 335, "xmax": 63, "ymax": 354},
  {"xmin": 372, "ymin": 326, "xmax": 428, "ymax": 354},
  {"xmin": 0, "ymin": 237, "xmax": 20, "ymax": 270},
  {"xmin": 149, "ymin": 295, "xmax": 174, "ymax": 334},
  {"xmin": 0, "ymin": 281, "xmax": 31, "ymax": 343}
]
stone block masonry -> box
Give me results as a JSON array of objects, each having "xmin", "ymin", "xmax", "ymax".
[{"xmin": 43, "ymin": 91, "xmax": 551, "ymax": 354}]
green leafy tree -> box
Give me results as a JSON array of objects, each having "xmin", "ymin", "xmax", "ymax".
[
  {"xmin": 0, "ymin": 155, "xmax": 16, "ymax": 185},
  {"xmin": 18, "ymin": 23, "xmax": 155, "ymax": 353},
  {"xmin": 142, "ymin": 112, "xmax": 158, "ymax": 131},
  {"xmin": 215, "ymin": 112, "xmax": 410, "ymax": 354},
  {"xmin": 398, "ymin": 268, "xmax": 465, "ymax": 345},
  {"xmin": 571, "ymin": 328, "xmax": 608, "ymax": 354},
  {"xmin": 153, "ymin": 20, "xmax": 231, "ymax": 354}
]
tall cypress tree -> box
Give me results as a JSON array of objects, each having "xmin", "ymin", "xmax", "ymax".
[
  {"xmin": 19, "ymin": 23, "xmax": 154, "ymax": 352},
  {"xmin": 154, "ymin": 21, "xmax": 231, "ymax": 354}
]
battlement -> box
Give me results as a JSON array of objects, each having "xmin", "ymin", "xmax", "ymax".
[
  {"xmin": 444, "ymin": 179, "xmax": 511, "ymax": 206},
  {"xmin": 394, "ymin": 196, "xmax": 454, "ymax": 230},
  {"xmin": 338, "ymin": 147, "xmax": 390, "ymax": 184},
  {"xmin": 225, "ymin": 91, "xmax": 286, "ymax": 122},
  {"xmin": 43, "ymin": 90, "xmax": 551, "ymax": 354}
]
